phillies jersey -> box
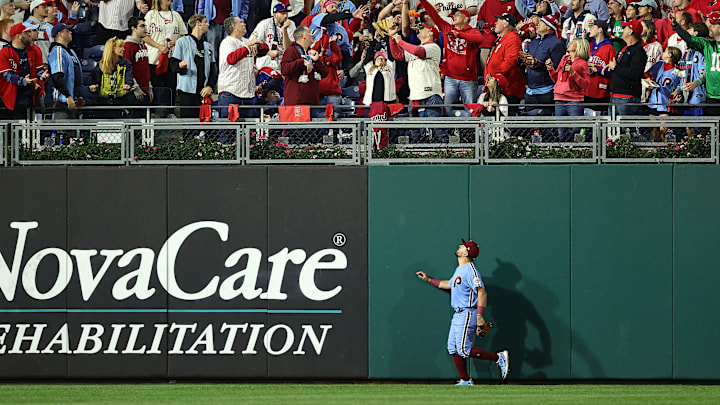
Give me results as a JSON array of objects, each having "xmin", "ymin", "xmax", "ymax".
[
  {"xmin": 450, "ymin": 262, "xmax": 484, "ymax": 309},
  {"xmin": 430, "ymin": 0, "xmax": 480, "ymax": 25},
  {"xmin": 683, "ymin": 49, "xmax": 706, "ymax": 105},
  {"xmin": 647, "ymin": 61, "xmax": 681, "ymax": 112}
]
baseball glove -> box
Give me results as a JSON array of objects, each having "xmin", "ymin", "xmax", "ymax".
[{"xmin": 477, "ymin": 321, "xmax": 493, "ymax": 338}]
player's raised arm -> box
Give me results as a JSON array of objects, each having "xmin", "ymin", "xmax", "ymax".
[{"xmin": 416, "ymin": 271, "xmax": 450, "ymax": 289}]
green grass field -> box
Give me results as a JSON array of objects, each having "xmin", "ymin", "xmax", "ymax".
[{"xmin": 0, "ymin": 384, "xmax": 719, "ymax": 404}]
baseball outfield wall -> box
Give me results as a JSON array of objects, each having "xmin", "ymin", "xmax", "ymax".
[{"xmin": 0, "ymin": 165, "xmax": 718, "ymax": 380}]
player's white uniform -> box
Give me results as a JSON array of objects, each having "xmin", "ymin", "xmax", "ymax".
[
  {"xmin": 447, "ymin": 262, "xmax": 484, "ymax": 358},
  {"xmin": 251, "ymin": 17, "xmax": 296, "ymax": 71}
]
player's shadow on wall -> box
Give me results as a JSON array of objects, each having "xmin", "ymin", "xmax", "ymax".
[{"xmin": 472, "ymin": 258, "xmax": 603, "ymax": 379}]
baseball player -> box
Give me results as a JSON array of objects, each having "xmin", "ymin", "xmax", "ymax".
[{"xmin": 416, "ymin": 238, "xmax": 509, "ymax": 385}]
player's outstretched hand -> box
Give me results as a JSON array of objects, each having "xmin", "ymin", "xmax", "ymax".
[{"xmin": 416, "ymin": 271, "xmax": 429, "ymax": 281}]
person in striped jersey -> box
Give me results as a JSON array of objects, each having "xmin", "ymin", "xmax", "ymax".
[{"xmin": 416, "ymin": 238, "xmax": 510, "ymax": 385}]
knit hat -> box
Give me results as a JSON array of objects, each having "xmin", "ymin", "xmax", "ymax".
[
  {"xmin": 541, "ymin": 14, "xmax": 559, "ymax": 31},
  {"xmin": 708, "ymin": 11, "xmax": 720, "ymax": 24},
  {"xmin": 374, "ymin": 50, "xmax": 388, "ymax": 60}
]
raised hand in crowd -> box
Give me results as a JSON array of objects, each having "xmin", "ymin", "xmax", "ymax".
[
  {"xmin": 308, "ymin": 48, "xmax": 321, "ymax": 62},
  {"xmin": 138, "ymin": 1, "xmax": 149, "ymax": 14},
  {"xmin": 353, "ymin": 4, "xmax": 370, "ymax": 19},
  {"xmin": 71, "ymin": 1, "xmax": 80, "ymax": 14}
]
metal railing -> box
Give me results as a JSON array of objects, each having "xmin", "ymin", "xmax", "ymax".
[
  {"xmin": 0, "ymin": 121, "xmax": 7, "ymax": 166},
  {"xmin": 245, "ymin": 120, "xmax": 359, "ymax": 165},
  {"xmin": 12, "ymin": 120, "xmax": 129, "ymax": 165},
  {"xmin": 128, "ymin": 120, "xmax": 243, "ymax": 165},
  {"xmin": 2, "ymin": 115, "xmax": 718, "ymax": 166},
  {"xmin": 364, "ymin": 119, "xmax": 482, "ymax": 164},
  {"xmin": 485, "ymin": 116, "xmax": 604, "ymax": 164}
]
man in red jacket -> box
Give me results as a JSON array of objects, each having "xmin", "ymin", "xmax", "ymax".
[
  {"xmin": 486, "ymin": 13, "xmax": 525, "ymax": 114},
  {"xmin": 281, "ymin": 25, "xmax": 329, "ymax": 114},
  {"xmin": 0, "ymin": 23, "xmax": 43, "ymax": 119},
  {"xmin": 420, "ymin": 0, "xmax": 484, "ymax": 114}
]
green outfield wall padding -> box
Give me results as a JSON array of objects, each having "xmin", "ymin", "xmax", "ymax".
[
  {"xmin": 570, "ymin": 166, "xmax": 673, "ymax": 379},
  {"xmin": 369, "ymin": 165, "xmax": 717, "ymax": 381},
  {"xmin": 672, "ymin": 166, "xmax": 720, "ymax": 379},
  {"xmin": 368, "ymin": 166, "xmax": 469, "ymax": 379},
  {"xmin": 469, "ymin": 166, "xmax": 572, "ymax": 380}
]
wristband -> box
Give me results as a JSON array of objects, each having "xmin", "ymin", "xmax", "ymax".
[
  {"xmin": 428, "ymin": 278, "xmax": 440, "ymax": 288},
  {"xmin": 477, "ymin": 306, "xmax": 485, "ymax": 315}
]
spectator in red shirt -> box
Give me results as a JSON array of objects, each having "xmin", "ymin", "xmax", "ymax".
[
  {"xmin": 0, "ymin": 23, "xmax": 43, "ymax": 119},
  {"xmin": 124, "ymin": 16, "xmax": 153, "ymax": 116},
  {"xmin": 486, "ymin": 13, "xmax": 525, "ymax": 114},
  {"xmin": 477, "ymin": 0, "xmax": 519, "ymax": 73},
  {"xmin": 586, "ymin": 19, "xmax": 617, "ymax": 112},
  {"xmin": 281, "ymin": 25, "xmax": 329, "ymax": 111},
  {"xmin": 420, "ymin": 0, "xmax": 484, "ymax": 114}
]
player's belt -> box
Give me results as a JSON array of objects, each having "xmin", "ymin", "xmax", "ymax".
[{"xmin": 454, "ymin": 307, "xmax": 474, "ymax": 313}]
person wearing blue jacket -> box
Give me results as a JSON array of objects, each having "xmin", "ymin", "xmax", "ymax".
[
  {"xmin": 520, "ymin": 14, "xmax": 565, "ymax": 115},
  {"xmin": 46, "ymin": 23, "xmax": 82, "ymax": 119},
  {"xmin": 171, "ymin": 14, "xmax": 217, "ymax": 117}
]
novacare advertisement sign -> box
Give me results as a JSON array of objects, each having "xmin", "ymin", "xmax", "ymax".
[{"xmin": 0, "ymin": 167, "xmax": 368, "ymax": 379}]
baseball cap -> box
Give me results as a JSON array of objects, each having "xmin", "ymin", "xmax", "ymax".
[
  {"xmin": 422, "ymin": 23, "xmax": 439, "ymax": 40},
  {"xmin": 608, "ymin": 0, "xmax": 627, "ymax": 7},
  {"xmin": 621, "ymin": 19, "xmax": 643, "ymax": 36},
  {"xmin": 273, "ymin": 3, "xmax": 289, "ymax": 13},
  {"xmin": 51, "ymin": 22, "xmax": 73, "ymax": 37},
  {"xmin": 30, "ymin": 0, "xmax": 52, "ymax": 11},
  {"xmin": 0, "ymin": 0, "xmax": 13, "ymax": 7},
  {"xmin": 461, "ymin": 238, "xmax": 479, "ymax": 259},
  {"xmin": 495, "ymin": 13, "xmax": 517, "ymax": 26},
  {"xmin": 593, "ymin": 19, "xmax": 609, "ymax": 33},
  {"xmin": 708, "ymin": 11, "xmax": 720, "ymax": 24},
  {"xmin": 451, "ymin": 8, "xmax": 471, "ymax": 19},
  {"xmin": 9, "ymin": 22, "xmax": 30, "ymax": 37},
  {"xmin": 22, "ymin": 21, "xmax": 40, "ymax": 30},
  {"xmin": 323, "ymin": 0, "xmax": 336, "ymax": 8},
  {"xmin": 633, "ymin": 0, "xmax": 657, "ymax": 8},
  {"xmin": 374, "ymin": 50, "xmax": 388, "ymax": 60},
  {"xmin": 541, "ymin": 14, "xmax": 559, "ymax": 31}
]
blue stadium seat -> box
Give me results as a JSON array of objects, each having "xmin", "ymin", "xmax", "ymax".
[
  {"xmin": 341, "ymin": 86, "xmax": 360, "ymax": 99},
  {"xmin": 84, "ymin": 44, "xmax": 104, "ymax": 60},
  {"xmin": 80, "ymin": 59, "xmax": 97, "ymax": 86}
]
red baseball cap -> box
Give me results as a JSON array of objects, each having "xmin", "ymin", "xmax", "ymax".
[
  {"xmin": 621, "ymin": 19, "xmax": 643, "ymax": 36},
  {"xmin": 461, "ymin": 238, "xmax": 479, "ymax": 259},
  {"xmin": 422, "ymin": 23, "xmax": 439, "ymax": 40},
  {"xmin": 707, "ymin": 11, "xmax": 720, "ymax": 25},
  {"xmin": 451, "ymin": 8, "xmax": 471, "ymax": 19},
  {"xmin": 9, "ymin": 23, "xmax": 30, "ymax": 38}
]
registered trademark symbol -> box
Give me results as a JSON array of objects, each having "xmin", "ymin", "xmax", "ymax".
[{"xmin": 332, "ymin": 233, "xmax": 346, "ymax": 247}]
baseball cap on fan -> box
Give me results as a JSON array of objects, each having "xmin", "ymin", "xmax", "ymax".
[
  {"xmin": 461, "ymin": 238, "xmax": 479, "ymax": 259},
  {"xmin": 30, "ymin": 0, "xmax": 52, "ymax": 12},
  {"xmin": 495, "ymin": 13, "xmax": 517, "ymax": 26}
]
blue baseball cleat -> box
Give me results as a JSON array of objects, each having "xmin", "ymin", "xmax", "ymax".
[
  {"xmin": 496, "ymin": 350, "xmax": 509, "ymax": 379},
  {"xmin": 455, "ymin": 379, "xmax": 474, "ymax": 386}
]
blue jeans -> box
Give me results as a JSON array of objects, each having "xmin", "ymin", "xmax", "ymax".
[
  {"xmin": 609, "ymin": 96, "xmax": 640, "ymax": 117},
  {"xmin": 413, "ymin": 94, "xmax": 447, "ymax": 143},
  {"xmin": 555, "ymin": 100, "xmax": 584, "ymax": 141},
  {"xmin": 205, "ymin": 22, "xmax": 225, "ymax": 60},
  {"xmin": 444, "ymin": 76, "xmax": 478, "ymax": 115},
  {"xmin": 217, "ymin": 92, "xmax": 257, "ymax": 118},
  {"xmin": 320, "ymin": 94, "xmax": 343, "ymax": 118}
]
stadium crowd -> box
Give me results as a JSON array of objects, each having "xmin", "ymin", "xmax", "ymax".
[{"xmin": 0, "ymin": 0, "xmax": 718, "ymax": 141}]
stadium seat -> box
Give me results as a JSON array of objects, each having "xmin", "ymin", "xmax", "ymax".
[
  {"xmin": 341, "ymin": 86, "xmax": 360, "ymax": 100},
  {"xmin": 84, "ymin": 44, "xmax": 105, "ymax": 60},
  {"xmin": 81, "ymin": 59, "xmax": 97, "ymax": 86}
]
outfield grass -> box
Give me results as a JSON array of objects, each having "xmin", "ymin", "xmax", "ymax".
[{"xmin": 0, "ymin": 384, "xmax": 718, "ymax": 404}]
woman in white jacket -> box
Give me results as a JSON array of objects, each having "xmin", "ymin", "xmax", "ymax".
[{"xmin": 363, "ymin": 50, "xmax": 396, "ymax": 150}]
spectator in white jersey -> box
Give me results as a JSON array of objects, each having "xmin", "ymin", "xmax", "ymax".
[
  {"xmin": 218, "ymin": 16, "xmax": 268, "ymax": 119},
  {"xmin": 251, "ymin": 2, "xmax": 295, "ymax": 72},
  {"xmin": 24, "ymin": 0, "xmax": 52, "ymax": 62}
]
